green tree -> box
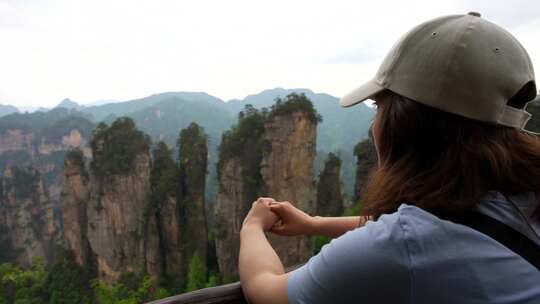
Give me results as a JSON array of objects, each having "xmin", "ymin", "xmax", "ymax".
[
  {"xmin": 92, "ymin": 274, "xmax": 166, "ymax": 304},
  {"xmin": 0, "ymin": 259, "xmax": 47, "ymax": 304},
  {"xmin": 44, "ymin": 249, "xmax": 93, "ymax": 304},
  {"xmin": 269, "ymin": 92, "xmax": 322, "ymax": 124},
  {"xmin": 185, "ymin": 254, "xmax": 206, "ymax": 292}
]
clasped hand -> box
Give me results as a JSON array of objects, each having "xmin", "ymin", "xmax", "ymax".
[{"xmin": 242, "ymin": 197, "xmax": 315, "ymax": 236}]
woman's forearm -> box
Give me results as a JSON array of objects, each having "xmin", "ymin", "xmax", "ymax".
[
  {"xmin": 310, "ymin": 216, "xmax": 368, "ymax": 238},
  {"xmin": 239, "ymin": 223, "xmax": 285, "ymax": 301}
]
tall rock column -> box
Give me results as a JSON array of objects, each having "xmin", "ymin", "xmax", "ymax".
[
  {"xmin": 215, "ymin": 106, "xmax": 266, "ymax": 280},
  {"xmin": 61, "ymin": 149, "xmax": 92, "ymax": 267},
  {"xmin": 260, "ymin": 94, "xmax": 319, "ymax": 267},
  {"xmin": 353, "ymin": 137, "xmax": 377, "ymax": 202},
  {"xmin": 316, "ymin": 153, "xmax": 344, "ymax": 217},
  {"xmin": 85, "ymin": 118, "xmax": 159, "ymax": 281},
  {"xmin": 178, "ymin": 122, "xmax": 209, "ymax": 274},
  {"xmin": 150, "ymin": 142, "xmax": 184, "ymax": 285}
]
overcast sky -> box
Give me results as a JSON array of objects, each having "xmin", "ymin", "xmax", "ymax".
[{"xmin": 1, "ymin": 0, "xmax": 540, "ymax": 107}]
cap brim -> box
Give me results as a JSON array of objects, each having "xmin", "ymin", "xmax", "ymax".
[{"xmin": 339, "ymin": 79, "xmax": 385, "ymax": 107}]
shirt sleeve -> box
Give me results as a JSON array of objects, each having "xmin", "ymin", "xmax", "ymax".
[{"xmin": 287, "ymin": 212, "xmax": 412, "ymax": 304}]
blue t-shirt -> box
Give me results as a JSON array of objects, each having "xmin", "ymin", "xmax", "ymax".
[{"xmin": 288, "ymin": 191, "xmax": 540, "ymax": 304}]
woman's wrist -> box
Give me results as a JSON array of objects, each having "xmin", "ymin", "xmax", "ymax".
[
  {"xmin": 241, "ymin": 219, "xmax": 264, "ymax": 233},
  {"xmin": 308, "ymin": 216, "xmax": 324, "ymax": 236}
]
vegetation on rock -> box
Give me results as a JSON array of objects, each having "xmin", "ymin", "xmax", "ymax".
[
  {"xmin": 90, "ymin": 117, "xmax": 150, "ymax": 176},
  {"xmin": 218, "ymin": 104, "xmax": 267, "ymax": 205},
  {"xmin": 269, "ymin": 92, "xmax": 322, "ymax": 124}
]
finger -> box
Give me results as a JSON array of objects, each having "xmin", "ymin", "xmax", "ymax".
[
  {"xmin": 269, "ymin": 204, "xmax": 284, "ymax": 214},
  {"xmin": 270, "ymin": 223, "xmax": 285, "ymax": 233},
  {"xmin": 257, "ymin": 197, "xmax": 275, "ymax": 205}
]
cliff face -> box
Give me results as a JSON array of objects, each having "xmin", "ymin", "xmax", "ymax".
[
  {"xmin": 316, "ymin": 153, "xmax": 344, "ymax": 217},
  {"xmin": 0, "ymin": 167, "xmax": 60, "ymax": 266},
  {"xmin": 0, "ymin": 129, "xmax": 92, "ymax": 168},
  {"xmin": 214, "ymin": 157, "xmax": 248, "ymax": 280},
  {"xmin": 0, "ymin": 124, "xmax": 93, "ymax": 268},
  {"xmin": 0, "ymin": 129, "xmax": 34, "ymax": 156},
  {"xmin": 86, "ymin": 152, "xmax": 157, "ymax": 281},
  {"xmin": 158, "ymin": 195, "xmax": 183, "ymax": 280},
  {"xmin": 261, "ymin": 110, "xmax": 317, "ymax": 267}
]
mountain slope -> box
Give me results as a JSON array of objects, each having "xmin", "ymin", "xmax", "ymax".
[
  {"xmin": 0, "ymin": 104, "xmax": 18, "ymax": 117},
  {"xmin": 83, "ymin": 92, "xmax": 228, "ymax": 122}
]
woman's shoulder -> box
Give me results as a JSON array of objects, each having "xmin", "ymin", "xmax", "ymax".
[{"xmin": 288, "ymin": 207, "xmax": 413, "ymax": 303}]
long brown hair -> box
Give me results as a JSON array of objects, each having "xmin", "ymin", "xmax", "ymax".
[{"xmin": 361, "ymin": 90, "xmax": 540, "ymax": 221}]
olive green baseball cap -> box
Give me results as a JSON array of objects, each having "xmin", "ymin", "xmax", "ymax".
[{"xmin": 340, "ymin": 12, "xmax": 538, "ymax": 130}]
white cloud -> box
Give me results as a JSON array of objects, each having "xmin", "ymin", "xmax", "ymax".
[{"xmin": 0, "ymin": 0, "xmax": 539, "ymax": 107}]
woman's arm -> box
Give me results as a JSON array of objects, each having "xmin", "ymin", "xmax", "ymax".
[
  {"xmin": 239, "ymin": 198, "xmax": 290, "ymax": 304},
  {"xmin": 269, "ymin": 201, "xmax": 369, "ymax": 238},
  {"xmin": 311, "ymin": 216, "xmax": 368, "ymax": 238}
]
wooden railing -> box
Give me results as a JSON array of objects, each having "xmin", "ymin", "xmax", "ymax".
[
  {"xmin": 146, "ymin": 281, "xmax": 247, "ymax": 304},
  {"xmin": 146, "ymin": 265, "xmax": 301, "ymax": 304}
]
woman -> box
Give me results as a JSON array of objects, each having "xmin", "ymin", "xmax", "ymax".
[{"xmin": 239, "ymin": 12, "xmax": 540, "ymax": 304}]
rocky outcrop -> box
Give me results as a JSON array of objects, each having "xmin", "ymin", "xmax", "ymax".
[
  {"xmin": 214, "ymin": 107, "xmax": 266, "ymax": 280},
  {"xmin": 178, "ymin": 123, "xmax": 209, "ymax": 274},
  {"xmin": 214, "ymin": 157, "xmax": 249, "ymax": 280},
  {"xmin": 316, "ymin": 153, "xmax": 344, "ymax": 217},
  {"xmin": 149, "ymin": 141, "xmax": 184, "ymax": 284},
  {"xmin": 215, "ymin": 95, "xmax": 319, "ymax": 277},
  {"xmin": 353, "ymin": 137, "xmax": 377, "ymax": 201},
  {"xmin": 261, "ymin": 110, "xmax": 318, "ymax": 267},
  {"xmin": 158, "ymin": 195, "xmax": 183, "ymax": 280},
  {"xmin": 61, "ymin": 149, "xmax": 91, "ymax": 266},
  {"xmin": 0, "ymin": 167, "xmax": 60, "ymax": 266},
  {"xmin": 0, "ymin": 129, "xmax": 34, "ymax": 155},
  {"xmin": 0, "ymin": 121, "xmax": 93, "ymax": 268},
  {"xmin": 59, "ymin": 120, "xmax": 211, "ymax": 284},
  {"xmin": 87, "ymin": 152, "xmax": 156, "ymax": 281},
  {"xmin": 61, "ymin": 118, "xmax": 160, "ymax": 282},
  {"xmin": 38, "ymin": 129, "xmax": 92, "ymax": 157}
]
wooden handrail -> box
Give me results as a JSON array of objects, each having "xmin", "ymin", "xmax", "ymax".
[{"xmin": 146, "ymin": 282, "xmax": 247, "ymax": 304}]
